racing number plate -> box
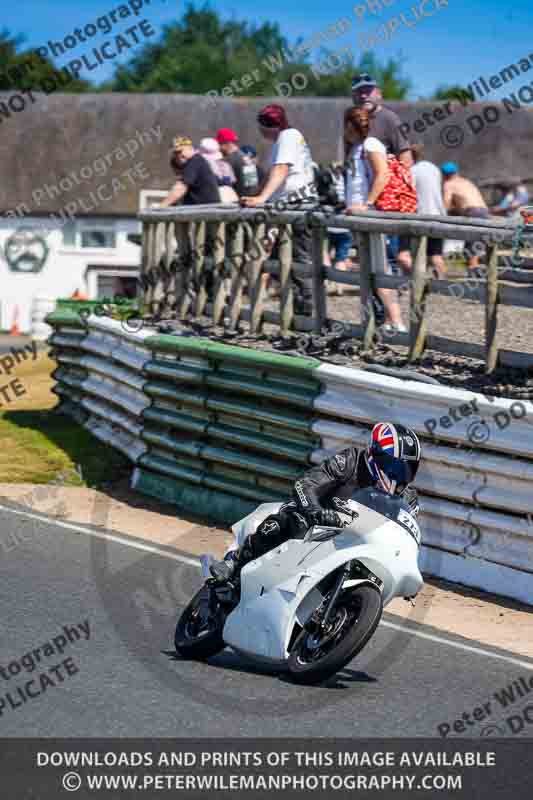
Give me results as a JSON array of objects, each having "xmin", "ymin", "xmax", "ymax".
[{"xmin": 397, "ymin": 509, "xmax": 422, "ymax": 546}]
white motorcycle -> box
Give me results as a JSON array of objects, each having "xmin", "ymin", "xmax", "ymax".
[{"xmin": 175, "ymin": 488, "xmax": 423, "ymax": 685}]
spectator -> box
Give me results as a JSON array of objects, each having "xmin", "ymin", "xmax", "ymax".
[
  {"xmin": 410, "ymin": 143, "xmax": 447, "ymax": 278},
  {"xmin": 319, "ymin": 161, "xmax": 353, "ymax": 294},
  {"xmin": 240, "ymin": 145, "xmax": 265, "ymax": 196},
  {"xmin": 216, "ymin": 128, "xmax": 250, "ymax": 197},
  {"xmin": 344, "ymin": 107, "xmax": 406, "ymax": 333},
  {"xmin": 490, "ymin": 177, "xmax": 529, "ymax": 217},
  {"xmin": 160, "ymin": 136, "xmax": 220, "ymax": 207},
  {"xmin": 441, "ymin": 162, "xmax": 489, "ymax": 270},
  {"xmin": 199, "ymin": 137, "xmax": 238, "ymax": 203},
  {"xmin": 351, "ymin": 74, "xmax": 412, "ymax": 166},
  {"xmin": 351, "ymin": 73, "xmax": 413, "ymax": 274},
  {"xmin": 241, "ymin": 103, "xmax": 317, "ymax": 315}
]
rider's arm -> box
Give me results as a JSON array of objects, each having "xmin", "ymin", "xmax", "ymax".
[{"xmin": 292, "ymin": 448, "xmax": 357, "ymax": 515}]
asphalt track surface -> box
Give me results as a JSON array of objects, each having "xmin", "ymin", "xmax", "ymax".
[{"xmin": 1, "ymin": 504, "xmax": 533, "ymax": 739}]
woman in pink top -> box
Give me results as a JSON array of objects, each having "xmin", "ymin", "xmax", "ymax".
[{"xmin": 199, "ymin": 138, "xmax": 238, "ymax": 203}]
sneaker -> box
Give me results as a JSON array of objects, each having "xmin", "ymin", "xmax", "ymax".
[{"xmin": 383, "ymin": 322, "xmax": 408, "ymax": 335}]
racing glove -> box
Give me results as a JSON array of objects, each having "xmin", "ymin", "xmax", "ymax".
[{"xmin": 307, "ymin": 508, "xmax": 342, "ymax": 528}]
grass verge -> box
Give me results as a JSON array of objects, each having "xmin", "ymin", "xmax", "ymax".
[{"xmin": 0, "ymin": 348, "xmax": 130, "ymax": 486}]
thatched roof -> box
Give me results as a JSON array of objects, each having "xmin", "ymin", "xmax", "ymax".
[{"xmin": 1, "ymin": 92, "xmax": 532, "ymax": 216}]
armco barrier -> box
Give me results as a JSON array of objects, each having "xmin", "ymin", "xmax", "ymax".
[{"xmin": 46, "ymin": 314, "xmax": 533, "ymax": 605}]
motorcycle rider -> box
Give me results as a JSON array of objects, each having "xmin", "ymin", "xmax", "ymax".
[{"xmin": 210, "ymin": 422, "xmax": 421, "ymax": 583}]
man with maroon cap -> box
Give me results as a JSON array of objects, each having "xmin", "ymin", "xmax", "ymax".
[{"xmin": 216, "ymin": 128, "xmax": 250, "ymax": 196}]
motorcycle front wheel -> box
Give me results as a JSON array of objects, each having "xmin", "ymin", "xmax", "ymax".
[
  {"xmin": 288, "ymin": 585, "xmax": 382, "ymax": 685},
  {"xmin": 175, "ymin": 585, "xmax": 225, "ymax": 660}
]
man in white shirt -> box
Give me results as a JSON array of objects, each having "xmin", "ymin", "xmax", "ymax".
[
  {"xmin": 410, "ymin": 143, "xmax": 446, "ymax": 278},
  {"xmin": 241, "ymin": 104, "xmax": 317, "ymax": 314}
]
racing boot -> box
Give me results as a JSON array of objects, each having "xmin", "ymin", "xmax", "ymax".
[
  {"xmin": 209, "ymin": 550, "xmax": 241, "ymax": 583},
  {"xmin": 209, "ymin": 538, "xmax": 255, "ymax": 584},
  {"xmin": 209, "ymin": 515, "xmax": 283, "ymax": 584}
]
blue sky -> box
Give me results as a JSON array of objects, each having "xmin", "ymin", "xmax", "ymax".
[{"xmin": 3, "ymin": 0, "xmax": 532, "ymax": 98}]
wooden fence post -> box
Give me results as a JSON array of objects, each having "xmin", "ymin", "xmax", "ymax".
[
  {"xmin": 279, "ymin": 224, "xmax": 294, "ymax": 336},
  {"xmin": 358, "ymin": 232, "xmax": 376, "ymax": 349},
  {"xmin": 311, "ymin": 222, "xmax": 327, "ymax": 334},
  {"xmin": 164, "ymin": 221, "xmax": 175, "ymax": 317},
  {"xmin": 408, "ymin": 235, "xmax": 428, "ymax": 361},
  {"xmin": 228, "ymin": 222, "xmax": 245, "ymax": 330},
  {"xmin": 175, "ymin": 222, "xmax": 192, "ymax": 318},
  {"xmin": 194, "ymin": 221, "xmax": 207, "ymax": 318},
  {"xmin": 212, "ymin": 222, "xmax": 227, "ymax": 325},
  {"xmin": 151, "ymin": 222, "xmax": 166, "ymax": 315},
  {"xmin": 140, "ymin": 221, "xmax": 151, "ymax": 308},
  {"xmin": 248, "ymin": 221, "xmax": 266, "ymax": 334},
  {"xmin": 485, "ymin": 244, "xmax": 499, "ymax": 373}
]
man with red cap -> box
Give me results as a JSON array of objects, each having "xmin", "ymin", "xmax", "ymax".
[
  {"xmin": 216, "ymin": 128, "xmax": 249, "ymax": 197},
  {"xmin": 240, "ymin": 104, "xmax": 317, "ymax": 314}
]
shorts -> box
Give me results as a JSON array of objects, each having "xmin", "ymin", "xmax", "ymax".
[
  {"xmin": 463, "ymin": 207, "xmax": 490, "ymax": 259},
  {"xmin": 328, "ymin": 230, "xmax": 353, "ymax": 263}
]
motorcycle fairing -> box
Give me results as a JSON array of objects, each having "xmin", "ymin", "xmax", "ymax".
[{"xmin": 222, "ymin": 503, "xmax": 422, "ymax": 663}]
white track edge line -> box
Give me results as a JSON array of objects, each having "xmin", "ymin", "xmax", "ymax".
[
  {"xmin": 0, "ymin": 504, "xmax": 200, "ymax": 567},
  {"xmin": 2, "ymin": 503, "xmax": 532, "ymax": 671}
]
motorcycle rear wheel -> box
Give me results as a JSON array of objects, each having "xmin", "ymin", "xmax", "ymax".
[
  {"xmin": 175, "ymin": 585, "xmax": 225, "ymax": 660},
  {"xmin": 288, "ymin": 585, "xmax": 382, "ymax": 685}
]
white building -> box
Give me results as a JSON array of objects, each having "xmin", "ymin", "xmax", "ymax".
[
  {"xmin": 0, "ymin": 92, "xmax": 174, "ymax": 335},
  {"xmin": 0, "ymin": 216, "xmax": 145, "ymax": 333}
]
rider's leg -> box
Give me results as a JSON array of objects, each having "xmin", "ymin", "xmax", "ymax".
[{"xmin": 210, "ymin": 509, "xmax": 295, "ymax": 582}]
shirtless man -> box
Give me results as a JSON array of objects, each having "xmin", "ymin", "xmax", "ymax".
[{"xmin": 441, "ymin": 162, "xmax": 489, "ymax": 269}]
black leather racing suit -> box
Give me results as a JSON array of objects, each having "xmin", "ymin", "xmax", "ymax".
[{"xmin": 240, "ymin": 446, "xmax": 419, "ymax": 562}]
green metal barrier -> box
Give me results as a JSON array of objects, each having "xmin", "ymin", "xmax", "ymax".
[
  {"xmin": 45, "ymin": 318, "xmax": 322, "ymax": 525},
  {"xmin": 137, "ymin": 335, "xmax": 321, "ymax": 516}
]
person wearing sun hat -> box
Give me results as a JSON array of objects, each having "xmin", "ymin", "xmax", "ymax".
[
  {"xmin": 160, "ymin": 135, "xmax": 220, "ymax": 207},
  {"xmin": 199, "ymin": 137, "xmax": 238, "ymax": 203}
]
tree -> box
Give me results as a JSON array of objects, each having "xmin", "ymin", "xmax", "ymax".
[
  {"xmin": 0, "ymin": 28, "xmax": 89, "ymax": 92},
  {"xmin": 430, "ymin": 84, "xmax": 470, "ymax": 101},
  {"xmin": 107, "ymin": 3, "xmax": 412, "ymax": 100},
  {"xmin": 110, "ymin": 5, "xmax": 292, "ymax": 94}
]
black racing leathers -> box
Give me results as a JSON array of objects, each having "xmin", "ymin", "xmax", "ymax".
[
  {"xmin": 293, "ymin": 447, "xmax": 419, "ymax": 517},
  {"xmin": 244, "ymin": 447, "xmax": 419, "ymax": 563}
]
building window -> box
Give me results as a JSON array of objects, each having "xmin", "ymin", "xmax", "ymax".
[
  {"xmin": 61, "ymin": 221, "xmax": 117, "ymax": 250},
  {"xmin": 80, "ymin": 228, "xmax": 116, "ymax": 249},
  {"xmin": 62, "ymin": 221, "xmax": 77, "ymax": 247}
]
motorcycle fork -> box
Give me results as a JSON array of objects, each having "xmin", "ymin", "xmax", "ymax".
[{"xmin": 319, "ymin": 564, "xmax": 351, "ymax": 630}]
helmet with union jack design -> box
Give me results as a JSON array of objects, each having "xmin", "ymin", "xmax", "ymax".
[{"xmin": 365, "ymin": 422, "xmax": 421, "ymax": 496}]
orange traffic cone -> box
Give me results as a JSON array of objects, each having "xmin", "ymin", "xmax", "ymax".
[{"xmin": 10, "ymin": 305, "xmax": 21, "ymax": 336}]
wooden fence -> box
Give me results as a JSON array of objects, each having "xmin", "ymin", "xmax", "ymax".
[{"xmin": 138, "ymin": 205, "xmax": 533, "ymax": 373}]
